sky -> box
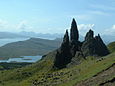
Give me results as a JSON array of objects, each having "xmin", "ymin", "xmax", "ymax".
[{"xmin": 0, "ymin": 0, "xmax": 115, "ymax": 36}]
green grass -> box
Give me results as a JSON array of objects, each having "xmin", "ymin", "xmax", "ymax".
[
  {"xmin": 59, "ymin": 53, "xmax": 115, "ymax": 86},
  {"xmin": 0, "ymin": 62, "xmax": 32, "ymax": 70},
  {"xmin": 108, "ymin": 41, "xmax": 115, "ymax": 53},
  {"xmin": 0, "ymin": 52, "xmax": 114, "ymax": 86}
]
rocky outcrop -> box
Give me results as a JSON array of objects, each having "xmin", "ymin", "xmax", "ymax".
[
  {"xmin": 53, "ymin": 19, "xmax": 109, "ymax": 69},
  {"xmin": 53, "ymin": 30, "xmax": 72, "ymax": 69},
  {"xmin": 81, "ymin": 30, "xmax": 97, "ymax": 56},
  {"xmin": 94, "ymin": 34, "xmax": 110, "ymax": 56},
  {"xmin": 70, "ymin": 18, "xmax": 79, "ymax": 42},
  {"xmin": 85, "ymin": 29, "xmax": 94, "ymax": 41},
  {"xmin": 81, "ymin": 30, "xmax": 109, "ymax": 57},
  {"xmin": 70, "ymin": 18, "xmax": 82, "ymax": 57}
]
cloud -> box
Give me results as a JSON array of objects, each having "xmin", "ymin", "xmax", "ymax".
[
  {"xmin": 35, "ymin": 24, "xmax": 95, "ymax": 35},
  {"xmin": 16, "ymin": 21, "xmax": 28, "ymax": 30},
  {"xmin": 78, "ymin": 24, "xmax": 95, "ymax": 36},
  {"xmin": 0, "ymin": 19, "xmax": 33, "ymax": 32},
  {"xmin": 104, "ymin": 25, "xmax": 115, "ymax": 36},
  {"xmin": 0, "ymin": 19, "xmax": 9, "ymax": 29},
  {"xmin": 0, "ymin": 19, "xmax": 95, "ymax": 35},
  {"xmin": 112, "ymin": 25, "xmax": 115, "ymax": 29},
  {"xmin": 16, "ymin": 21, "xmax": 34, "ymax": 32},
  {"xmin": 34, "ymin": 23, "xmax": 95, "ymax": 35}
]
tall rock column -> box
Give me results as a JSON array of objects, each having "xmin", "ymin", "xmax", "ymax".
[
  {"xmin": 70, "ymin": 18, "xmax": 81, "ymax": 57},
  {"xmin": 70, "ymin": 18, "xmax": 79, "ymax": 42},
  {"xmin": 53, "ymin": 30, "xmax": 71, "ymax": 69}
]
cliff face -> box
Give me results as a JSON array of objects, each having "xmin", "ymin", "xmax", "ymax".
[{"xmin": 53, "ymin": 19, "xmax": 110, "ymax": 69}]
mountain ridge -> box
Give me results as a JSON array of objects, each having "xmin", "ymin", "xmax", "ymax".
[{"xmin": 0, "ymin": 37, "xmax": 61, "ymax": 60}]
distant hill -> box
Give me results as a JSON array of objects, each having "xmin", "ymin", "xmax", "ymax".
[
  {"xmin": 0, "ymin": 38, "xmax": 61, "ymax": 59},
  {"xmin": 0, "ymin": 32, "xmax": 28, "ymax": 39},
  {"xmin": 108, "ymin": 41, "xmax": 115, "ymax": 53},
  {"xmin": 0, "ymin": 31, "xmax": 114, "ymax": 44},
  {"xmin": 0, "ymin": 31, "xmax": 63, "ymax": 39},
  {"xmin": 19, "ymin": 31, "xmax": 63, "ymax": 39}
]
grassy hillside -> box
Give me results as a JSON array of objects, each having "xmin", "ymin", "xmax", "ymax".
[
  {"xmin": 108, "ymin": 41, "xmax": 115, "ymax": 53},
  {"xmin": 0, "ymin": 38, "xmax": 61, "ymax": 60},
  {"xmin": 75, "ymin": 63, "xmax": 115, "ymax": 86},
  {"xmin": 0, "ymin": 62, "xmax": 32, "ymax": 70},
  {"xmin": 0, "ymin": 50, "xmax": 114, "ymax": 86}
]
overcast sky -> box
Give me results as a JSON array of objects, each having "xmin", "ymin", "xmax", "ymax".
[{"xmin": 0, "ymin": 0, "xmax": 115, "ymax": 36}]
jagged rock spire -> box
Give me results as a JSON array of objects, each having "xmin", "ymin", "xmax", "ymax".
[
  {"xmin": 85, "ymin": 29, "xmax": 94, "ymax": 41},
  {"xmin": 62, "ymin": 30, "xmax": 69, "ymax": 46},
  {"xmin": 81, "ymin": 30, "xmax": 96, "ymax": 56},
  {"xmin": 70, "ymin": 18, "xmax": 81, "ymax": 57},
  {"xmin": 70, "ymin": 18, "xmax": 79, "ymax": 41},
  {"xmin": 53, "ymin": 30, "xmax": 71, "ymax": 69},
  {"xmin": 95, "ymin": 34, "xmax": 110, "ymax": 56}
]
